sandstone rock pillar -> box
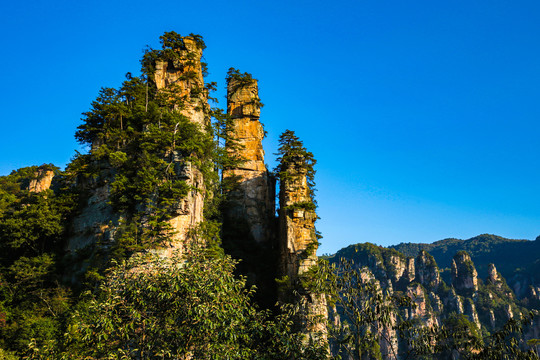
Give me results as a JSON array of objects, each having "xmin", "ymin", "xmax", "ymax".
[
  {"xmin": 278, "ymin": 153, "xmax": 327, "ymax": 338},
  {"xmin": 451, "ymin": 251, "xmax": 478, "ymax": 294},
  {"xmin": 223, "ymin": 74, "xmax": 274, "ymax": 244},
  {"xmin": 153, "ymin": 36, "xmax": 209, "ymax": 252},
  {"xmin": 222, "ymin": 71, "xmax": 277, "ymax": 308}
]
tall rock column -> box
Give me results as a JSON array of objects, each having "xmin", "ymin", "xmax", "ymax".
[
  {"xmin": 223, "ymin": 72, "xmax": 274, "ymax": 244},
  {"xmin": 152, "ymin": 36, "xmax": 209, "ymax": 251},
  {"xmin": 451, "ymin": 251, "xmax": 478, "ymax": 295},
  {"xmin": 222, "ymin": 70, "xmax": 276, "ymax": 308},
  {"xmin": 276, "ymin": 130, "xmax": 327, "ymax": 338},
  {"xmin": 153, "ymin": 37, "xmax": 208, "ymax": 127}
]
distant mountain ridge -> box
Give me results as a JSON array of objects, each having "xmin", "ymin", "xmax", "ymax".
[
  {"xmin": 327, "ymin": 236, "xmax": 540, "ymax": 358},
  {"xmin": 391, "ymin": 234, "xmax": 540, "ymax": 283}
]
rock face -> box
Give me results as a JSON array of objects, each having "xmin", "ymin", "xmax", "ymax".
[
  {"xmin": 153, "ymin": 36, "xmax": 208, "ymax": 251},
  {"xmin": 223, "ymin": 76, "xmax": 274, "ymax": 244},
  {"xmin": 68, "ymin": 166, "xmax": 117, "ymax": 252},
  {"xmin": 67, "ymin": 35, "xmax": 208, "ymax": 255},
  {"xmin": 452, "ymin": 251, "xmax": 478, "ymax": 294},
  {"xmin": 416, "ymin": 250, "xmax": 440, "ymax": 289},
  {"xmin": 279, "ymin": 158, "xmax": 318, "ymax": 279},
  {"xmin": 153, "ymin": 37, "xmax": 208, "ymax": 127},
  {"xmin": 221, "ymin": 73, "xmax": 277, "ymax": 309},
  {"xmin": 278, "ymin": 155, "xmax": 327, "ymax": 336},
  {"xmin": 27, "ymin": 167, "xmax": 55, "ymax": 193},
  {"xmin": 487, "ymin": 263, "xmax": 501, "ymax": 284}
]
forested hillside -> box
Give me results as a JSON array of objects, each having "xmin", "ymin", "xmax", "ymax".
[{"xmin": 392, "ymin": 234, "xmax": 540, "ymax": 299}]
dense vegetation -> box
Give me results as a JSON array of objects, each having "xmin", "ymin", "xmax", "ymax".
[
  {"xmin": 326, "ymin": 242, "xmax": 539, "ymax": 359},
  {"xmin": 0, "ymin": 31, "xmax": 537, "ymax": 359},
  {"xmin": 0, "ymin": 31, "xmax": 329, "ymax": 359}
]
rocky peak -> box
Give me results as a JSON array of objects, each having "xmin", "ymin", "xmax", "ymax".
[
  {"xmin": 27, "ymin": 167, "xmax": 55, "ymax": 193},
  {"xmin": 276, "ymin": 133, "xmax": 326, "ymax": 340},
  {"xmin": 415, "ymin": 250, "xmax": 440, "ymax": 289},
  {"xmin": 486, "ymin": 263, "xmax": 505, "ymax": 291},
  {"xmin": 68, "ymin": 35, "xmax": 209, "ymax": 255},
  {"xmin": 223, "ymin": 72, "xmax": 273, "ymax": 244},
  {"xmin": 451, "ymin": 251, "xmax": 478, "ymax": 294},
  {"xmin": 153, "ymin": 36, "xmax": 208, "ymax": 127},
  {"xmin": 487, "ymin": 263, "xmax": 500, "ymax": 283},
  {"xmin": 279, "ymin": 156, "xmax": 317, "ymax": 278}
]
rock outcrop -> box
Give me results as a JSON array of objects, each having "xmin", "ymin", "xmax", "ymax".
[
  {"xmin": 153, "ymin": 37, "xmax": 208, "ymax": 127},
  {"xmin": 487, "ymin": 263, "xmax": 503, "ymax": 288},
  {"xmin": 27, "ymin": 166, "xmax": 55, "ymax": 193},
  {"xmin": 68, "ymin": 35, "xmax": 209, "ymax": 255},
  {"xmin": 153, "ymin": 36, "xmax": 208, "ymax": 251},
  {"xmin": 278, "ymin": 152, "xmax": 327, "ymax": 337},
  {"xmin": 416, "ymin": 250, "xmax": 440, "ymax": 289},
  {"xmin": 221, "ymin": 72, "xmax": 277, "ymax": 308},
  {"xmin": 452, "ymin": 251, "xmax": 478, "ymax": 294},
  {"xmin": 223, "ymin": 74, "xmax": 274, "ymax": 245},
  {"xmin": 278, "ymin": 157, "xmax": 318, "ymax": 280}
]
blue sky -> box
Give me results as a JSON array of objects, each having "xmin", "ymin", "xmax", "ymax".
[{"xmin": 1, "ymin": 0, "xmax": 539, "ymax": 254}]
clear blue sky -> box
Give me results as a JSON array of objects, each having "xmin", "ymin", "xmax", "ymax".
[{"xmin": 1, "ymin": 0, "xmax": 539, "ymax": 254}]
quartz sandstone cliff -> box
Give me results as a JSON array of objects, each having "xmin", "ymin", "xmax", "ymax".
[
  {"xmin": 27, "ymin": 166, "xmax": 55, "ymax": 193},
  {"xmin": 223, "ymin": 75, "xmax": 274, "ymax": 245},
  {"xmin": 221, "ymin": 73, "xmax": 278, "ymax": 308},
  {"xmin": 278, "ymin": 154, "xmax": 328, "ymax": 337},
  {"xmin": 67, "ymin": 36, "xmax": 208, "ymax": 255},
  {"xmin": 153, "ymin": 37, "xmax": 208, "ymax": 253}
]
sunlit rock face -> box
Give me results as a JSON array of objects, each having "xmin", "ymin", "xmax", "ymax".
[
  {"xmin": 415, "ymin": 250, "xmax": 440, "ymax": 289},
  {"xmin": 153, "ymin": 37, "xmax": 208, "ymax": 127},
  {"xmin": 452, "ymin": 251, "xmax": 478, "ymax": 294},
  {"xmin": 68, "ymin": 36, "xmax": 209, "ymax": 255},
  {"xmin": 278, "ymin": 155, "xmax": 327, "ymax": 339},
  {"xmin": 279, "ymin": 158, "xmax": 318, "ymax": 279},
  {"xmin": 223, "ymin": 76, "xmax": 274, "ymax": 245},
  {"xmin": 153, "ymin": 36, "xmax": 208, "ymax": 252},
  {"xmin": 27, "ymin": 167, "xmax": 55, "ymax": 193}
]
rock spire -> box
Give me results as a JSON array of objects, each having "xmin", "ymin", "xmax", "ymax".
[
  {"xmin": 152, "ymin": 36, "xmax": 208, "ymax": 251},
  {"xmin": 223, "ymin": 70, "xmax": 274, "ymax": 244},
  {"xmin": 276, "ymin": 130, "xmax": 327, "ymax": 337}
]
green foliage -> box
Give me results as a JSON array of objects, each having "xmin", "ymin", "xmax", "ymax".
[
  {"xmin": 275, "ymin": 130, "xmax": 317, "ymax": 215},
  {"xmin": 392, "ymin": 234, "xmax": 540, "ymax": 282},
  {"xmin": 323, "ymin": 256, "xmax": 413, "ymax": 360},
  {"xmin": 26, "ymin": 247, "xmax": 328, "ymax": 359},
  {"xmin": 0, "ymin": 167, "xmax": 76, "ymax": 355}
]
